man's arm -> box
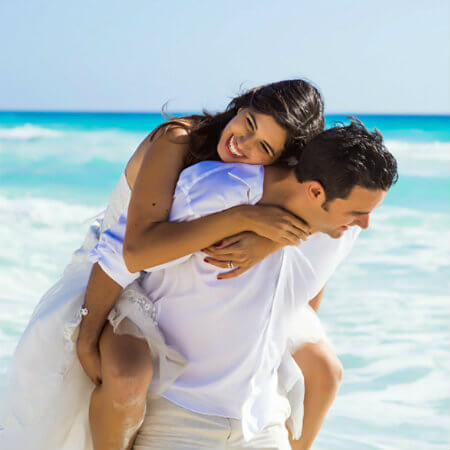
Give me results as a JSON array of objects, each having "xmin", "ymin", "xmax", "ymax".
[{"xmin": 308, "ymin": 285, "xmax": 326, "ymax": 312}]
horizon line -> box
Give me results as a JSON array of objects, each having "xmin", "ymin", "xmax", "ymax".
[{"xmin": 0, "ymin": 109, "xmax": 449, "ymax": 117}]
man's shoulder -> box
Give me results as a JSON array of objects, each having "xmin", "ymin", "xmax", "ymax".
[
  {"xmin": 341, "ymin": 225, "xmax": 361, "ymax": 247},
  {"xmin": 286, "ymin": 227, "xmax": 361, "ymax": 275},
  {"xmin": 303, "ymin": 226, "xmax": 360, "ymax": 256}
]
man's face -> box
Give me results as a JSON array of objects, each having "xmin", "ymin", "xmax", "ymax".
[{"xmin": 308, "ymin": 185, "xmax": 387, "ymax": 238}]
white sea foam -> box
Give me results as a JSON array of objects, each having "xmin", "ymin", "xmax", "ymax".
[
  {"xmin": 0, "ymin": 124, "xmax": 62, "ymax": 140},
  {"xmin": 0, "ymin": 195, "xmax": 101, "ymax": 304},
  {"xmin": 386, "ymin": 139, "xmax": 450, "ymax": 161},
  {"xmin": 0, "ymin": 127, "xmax": 144, "ymax": 163},
  {"xmin": 385, "ymin": 139, "xmax": 450, "ymax": 176}
]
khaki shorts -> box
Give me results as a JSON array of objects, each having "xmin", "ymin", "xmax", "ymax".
[{"xmin": 134, "ymin": 397, "xmax": 291, "ymax": 450}]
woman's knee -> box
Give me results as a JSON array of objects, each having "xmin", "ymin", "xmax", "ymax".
[
  {"xmin": 323, "ymin": 352, "xmax": 343, "ymax": 389},
  {"xmin": 99, "ymin": 324, "xmax": 153, "ymax": 404}
]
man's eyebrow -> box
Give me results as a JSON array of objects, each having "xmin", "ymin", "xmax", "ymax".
[{"xmin": 249, "ymin": 111, "xmax": 275, "ymax": 155}]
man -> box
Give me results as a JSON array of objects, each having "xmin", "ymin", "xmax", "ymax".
[{"xmin": 93, "ymin": 119, "xmax": 398, "ymax": 449}]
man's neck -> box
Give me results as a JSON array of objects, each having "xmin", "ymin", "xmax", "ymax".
[{"xmin": 261, "ymin": 165, "xmax": 309, "ymax": 222}]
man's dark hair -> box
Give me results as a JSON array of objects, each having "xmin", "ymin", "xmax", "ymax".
[{"xmin": 294, "ymin": 118, "xmax": 398, "ymax": 206}]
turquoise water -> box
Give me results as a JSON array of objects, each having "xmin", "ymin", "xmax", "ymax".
[{"xmin": 0, "ymin": 112, "xmax": 449, "ymax": 449}]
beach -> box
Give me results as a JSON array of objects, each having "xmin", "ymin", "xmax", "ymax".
[{"xmin": 0, "ymin": 112, "xmax": 449, "ymax": 449}]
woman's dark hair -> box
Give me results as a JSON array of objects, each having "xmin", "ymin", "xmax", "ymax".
[
  {"xmin": 152, "ymin": 79, "xmax": 324, "ymax": 167},
  {"xmin": 294, "ymin": 118, "xmax": 398, "ymax": 206}
]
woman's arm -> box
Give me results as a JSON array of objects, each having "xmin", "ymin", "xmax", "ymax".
[
  {"xmin": 123, "ymin": 128, "xmax": 309, "ymax": 272},
  {"xmin": 77, "ymin": 263, "xmax": 123, "ymax": 385}
]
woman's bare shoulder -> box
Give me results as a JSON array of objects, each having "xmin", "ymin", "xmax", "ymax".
[{"xmin": 125, "ymin": 124, "xmax": 191, "ymax": 190}]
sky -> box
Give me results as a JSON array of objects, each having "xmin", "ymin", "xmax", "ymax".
[{"xmin": 0, "ymin": 0, "xmax": 449, "ymax": 114}]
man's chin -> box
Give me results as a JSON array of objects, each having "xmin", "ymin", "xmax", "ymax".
[{"xmin": 327, "ymin": 229, "xmax": 345, "ymax": 239}]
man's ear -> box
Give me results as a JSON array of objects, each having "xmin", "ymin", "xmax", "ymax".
[{"xmin": 306, "ymin": 181, "xmax": 326, "ymax": 204}]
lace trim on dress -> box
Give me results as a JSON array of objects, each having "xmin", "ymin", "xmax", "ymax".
[{"xmin": 118, "ymin": 287, "xmax": 158, "ymax": 325}]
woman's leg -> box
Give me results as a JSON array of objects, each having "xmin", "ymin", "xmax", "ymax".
[
  {"xmin": 89, "ymin": 322, "xmax": 153, "ymax": 450},
  {"xmin": 289, "ymin": 341, "xmax": 344, "ymax": 450}
]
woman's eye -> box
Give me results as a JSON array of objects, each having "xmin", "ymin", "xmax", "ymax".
[
  {"xmin": 261, "ymin": 143, "xmax": 271, "ymax": 156},
  {"xmin": 246, "ymin": 117, "xmax": 254, "ymax": 130}
]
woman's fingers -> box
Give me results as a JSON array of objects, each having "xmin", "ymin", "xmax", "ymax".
[
  {"xmin": 285, "ymin": 230, "xmax": 309, "ymax": 245},
  {"xmin": 203, "ymin": 260, "xmax": 251, "ymax": 279},
  {"xmin": 203, "ymin": 251, "xmax": 241, "ymax": 262},
  {"xmin": 203, "ymin": 244, "xmax": 245, "ymax": 260},
  {"xmin": 203, "ymin": 247, "xmax": 235, "ymax": 258},
  {"xmin": 273, "ymin": 210, "xmax": 310, "ymax": 234},
  {"xmin": 281, "ymin": 218, "xmax": 310, "ymax": 237},
  {"xmin": 217, "ymin": 266, "xmax": 248, "ymax": 279},
  {"xmin": 203, "ymin": 234, "xmax": 245, "ymax": 254},
  {"xmin": 288, "ymin": 216, "xmax": 311, "ymax": 234},
  {"xmin": 273, "ymin": 228, "xmax": 309, "ymax": 245},
  {"xmin": 204, "ymin": 257, "xmax": 247, "ymax": 267},
  {"xmin": 214, "ymin": 235, "xmax": 242, "ymax": 249}
]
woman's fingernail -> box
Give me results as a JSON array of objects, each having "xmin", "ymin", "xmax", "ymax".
[
  {"xmin": 204, "ymin": 258, "xmax": 209, "ymax": 263},
  {"xmin": 217, "ymin": 275, "xmax": 222, "ymax": 280},
  {"xmin": 215, "ymin": 242, "xmax": 223, "ymax": 248}
]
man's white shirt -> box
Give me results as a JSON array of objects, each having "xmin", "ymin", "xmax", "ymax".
[{"xmin": 90, "ymin": 161, "xmax": 360, "ymax": 439}]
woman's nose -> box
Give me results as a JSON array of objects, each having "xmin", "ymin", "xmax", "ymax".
[
  {"xmin": 237, "ymin": 132, "xmax": 257, "ymax": 152},
  {"xmin": 237, "ymin": 131, "xmax": 253, "ymax": 146}
]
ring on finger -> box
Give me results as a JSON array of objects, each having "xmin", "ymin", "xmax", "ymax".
[{"xmin": 227, "ymin": 261, "xmax": 234, "ymax": 269}]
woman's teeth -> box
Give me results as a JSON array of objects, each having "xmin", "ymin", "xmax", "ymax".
[{"xmin": 229, "ymin": 136, "xmax": 244, "ymax": 157}]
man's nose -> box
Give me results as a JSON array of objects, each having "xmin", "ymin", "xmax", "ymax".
[{"xmin": 354, "ymin": 214, "xmax": 370, "ymax": 229}]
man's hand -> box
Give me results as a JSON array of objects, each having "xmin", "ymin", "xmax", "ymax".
[
  {"xmin": 202, "ymin": 231, "xmax": 284, "ymax": 279},
  {"xmin": 77, "ymin": 338, "xmax": 102, "ymax": 386}
]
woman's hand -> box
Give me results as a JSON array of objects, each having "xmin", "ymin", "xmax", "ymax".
[
  {"xmin": 202, "ymin": 231, "xmax": 285, "ymax": 279},
  {"xmin": 241, "ymin": 205, "xmax": 311, "ymax": 245},
  {"xmin": 77, "ymin": 337, "xmax": 102, "ymax": 386}
]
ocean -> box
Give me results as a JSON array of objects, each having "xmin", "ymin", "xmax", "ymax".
[{"xmin": 0, "ymin": 112, "xmax": 449, "ymax": 449}]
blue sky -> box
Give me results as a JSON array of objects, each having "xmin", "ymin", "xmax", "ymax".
[{"xmin": 0, "ymin": 0, "xmax": 449, "ymax": 114}]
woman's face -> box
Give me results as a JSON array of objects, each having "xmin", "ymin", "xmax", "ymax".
[{"xmin": 217, "ymin": 108, "xmax": 288, "ymax": 165}]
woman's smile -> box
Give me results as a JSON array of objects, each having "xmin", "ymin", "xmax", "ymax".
[{"xmin": 225, "ymin": 135, "xmax": 245, "ymax": 158}]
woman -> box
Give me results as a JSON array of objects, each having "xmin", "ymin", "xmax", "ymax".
[{"xmin": 0, "ymin": 80, "xmax": 336, "ymax": 450}]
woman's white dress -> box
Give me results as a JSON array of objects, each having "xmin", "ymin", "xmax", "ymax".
[
  {"xmin": 0, "ymin": 173, "xmax": 186, "ymax": 450},
  {"xmin": 0, "ymin": 169, "xmax": 328, "ymax": 450}
]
